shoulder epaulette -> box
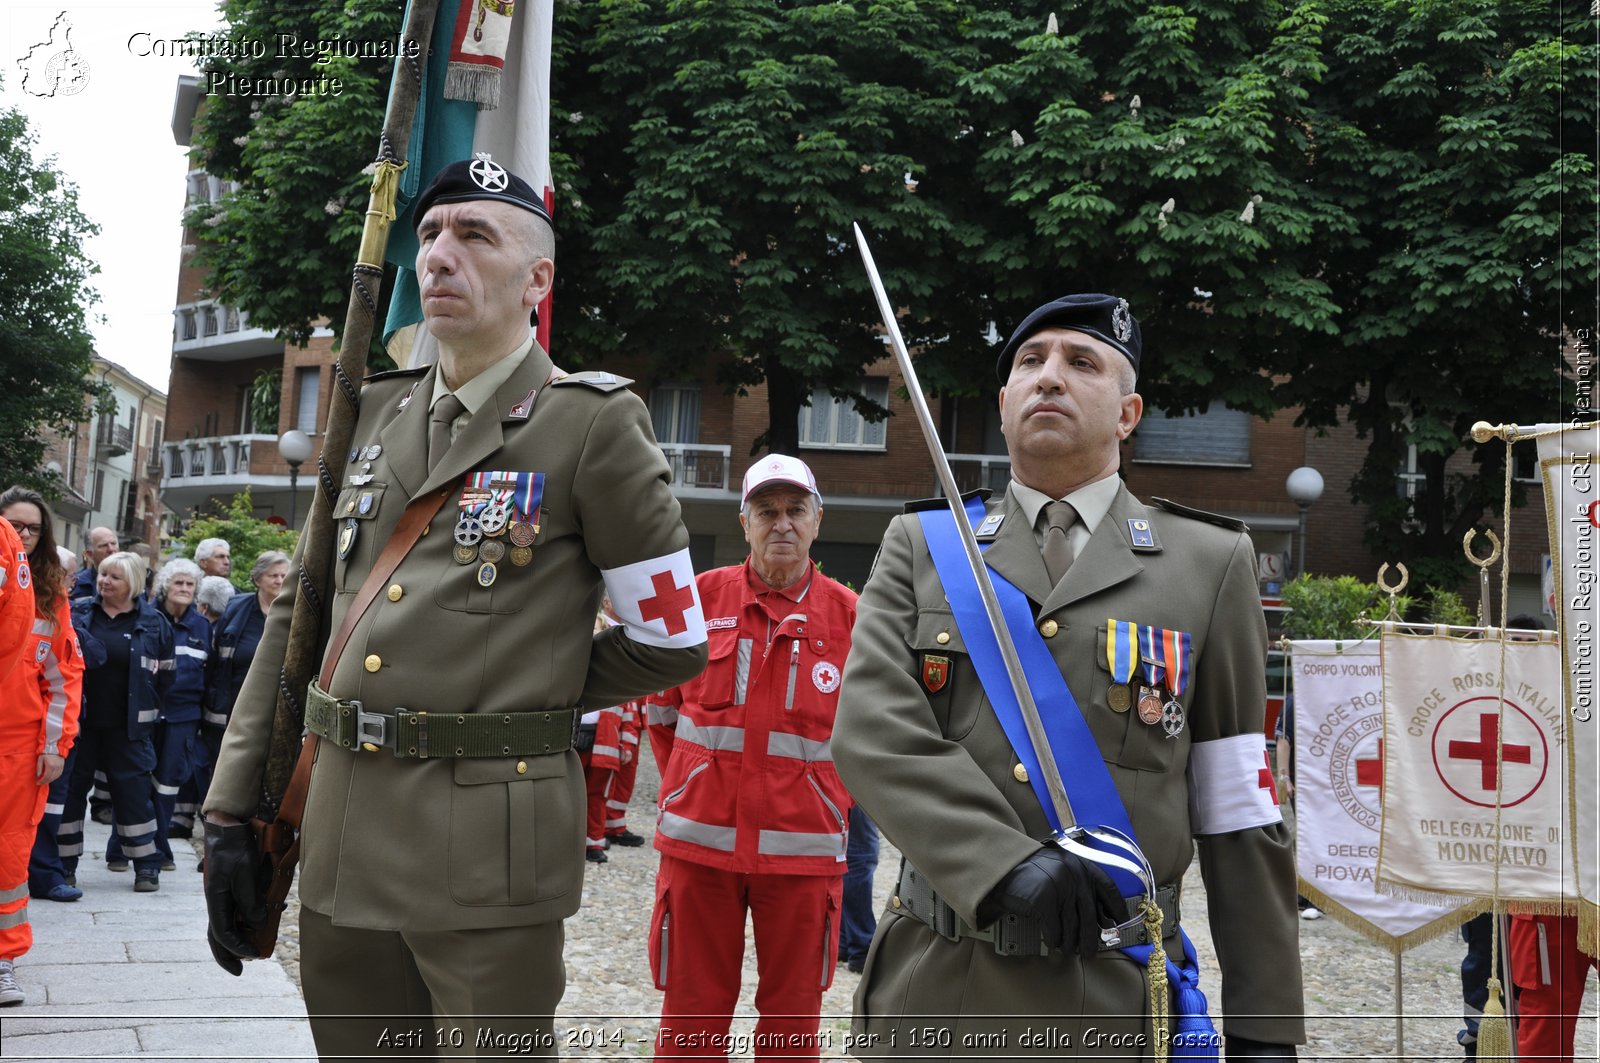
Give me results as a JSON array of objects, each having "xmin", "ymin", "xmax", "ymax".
[
  {"xmin": 551, "ymin": 371, "xmax": 635, "ymax": 393},
  {"xmin": 363, "ymin": 366, "xmax": 429, "ymax": 384},
  {"xmin": 1150, "ymin": 496, "xmax": 1249, "ymax": 532},
  {"xmin": 903, "ymin": 488, "xmax": 990, "ymax": 515}
]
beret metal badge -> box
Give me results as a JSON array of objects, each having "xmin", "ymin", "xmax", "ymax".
[
  {"xmin": 1113, "ymin": 298, "xmax": 1134, "ymax": 343},
  {"xmin": 469, "ymin": 153, "xmax": 510, "ymax": 193}
]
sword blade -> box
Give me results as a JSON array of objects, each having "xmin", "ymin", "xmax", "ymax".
[{"xmin": 852, "ymin": 223, "xmax": 1078, "ymax": 832}]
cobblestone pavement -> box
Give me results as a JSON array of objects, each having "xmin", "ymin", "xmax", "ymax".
[{"xmin": 268, "ymin": 738, "xmax": 1597, "ymax": 1061}]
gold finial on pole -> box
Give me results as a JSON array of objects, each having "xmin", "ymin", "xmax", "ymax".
[
  {"xmin": 1464, "ymin": 529, "xmax": 1502, "ymax": 626},
  {"xmin": 1377, "ymin": 562, "xmax": 1409, "ymax": 622},
  {"xmin": 1470, "ymin": 422, "xmax": 1522, "ymax": 444}
]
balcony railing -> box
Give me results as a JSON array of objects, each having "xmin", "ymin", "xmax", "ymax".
[
  {"xmin": 943, "ymin": 453, "xmax": 1012, "ymax": 495},
  {"xmin": 172, "ymin": 301, "xmax": 281, "ymax": 358},
  {"xmin": 163, "ymin": 434, "xmax": 275, "ymax": 483},
  {"xmin": 660, "ymin": 443, "xmax": 732, "ymax": 491},
  {"xmin": 96, "ymin": 418, "xmax": 133, "ymax": 457}
]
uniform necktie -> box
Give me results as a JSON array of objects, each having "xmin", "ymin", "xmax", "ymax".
[
  {"xmin": 428, "ymin": 394, "xmax": 467, "ymax": 473},
  {"xmin": 1042, "ymin": 500, "xmax": 1077, "ymax": 586}
]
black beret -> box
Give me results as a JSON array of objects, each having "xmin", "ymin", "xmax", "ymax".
[
  {"xmin": 995, "ymin": 293, "xmax": 1142, "ymax": 380},
  {"xmin": 413, "ymin": 153, "xmax": 554, "ymax": 230}
]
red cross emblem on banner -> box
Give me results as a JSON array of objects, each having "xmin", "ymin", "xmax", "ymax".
[
  {"xmin": 1355, "ymin": 740, "xmax": 1384, "ymax": 793},
  {"xmin": 638, "ymin": 570, "xmax": 695, "ymax": 636},
  {"xmin": 1432, "ymin": 697, "xmax": 1548, "ymax": 809}
]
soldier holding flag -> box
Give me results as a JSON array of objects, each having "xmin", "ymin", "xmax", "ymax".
[
  {"xmin": 834, "ymin": 293, "xmax": 1305, "ymax": 1057},
  {"xmin": 202, "ymin": 157, "xmax": 708, "ymax": 1057}
]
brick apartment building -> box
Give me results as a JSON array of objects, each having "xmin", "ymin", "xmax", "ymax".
[{"xmin": 159, "ymin": 73, "xmax": 1557, "ymax": 622}]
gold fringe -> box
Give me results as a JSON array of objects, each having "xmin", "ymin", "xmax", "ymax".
[
  {"xmin": 1298, "ymin": 879, "xmax": 1485, "ymax": 951},
  {"xmin": 1475, "ymin": 978, "xmax": 1513, "ymax": 1063},
  {"xmin": 1506, "ymin": 897, "xmax": 1578, "ymax": 917},
  {"xmin": 1375, "ymin": 880, "xmax": 1462, "ymax": 907},
  {"xmin": 445, "ymin": 63, "xmax": 502, "ymax": 110},
  {"xmin": 1144, "ymin": 900, "xmax": 1170, "ymax": 1063},
  {"xmin": 1580, "ymin": 900, "xmax": 1600, "ymax": 960}
]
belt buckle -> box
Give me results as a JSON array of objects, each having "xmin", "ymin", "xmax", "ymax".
[{"xmin": 355, "ymin": 705, "xmax": 388, "ymax": 751}]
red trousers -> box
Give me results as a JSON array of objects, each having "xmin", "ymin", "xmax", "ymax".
[
  {"xmin": 650, "ymin": 854, "xmax": 841, "ymax": 1061},
  {"xmin": 1511, "ymin": 914, "xmax": 1597, "ymax": 1062},
  {"xmin": 606, "ymin": 749, "xmax": 638, "ymax": 837},
  {"xmin": 579, "ymin": 750, "xmax": 612, "ymax": 852},
  {"xmin": 0, "ymin": 753, "xmax": 48, "ymax": 959}
]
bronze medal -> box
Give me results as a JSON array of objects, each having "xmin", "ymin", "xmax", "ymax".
[
  {"xmin": 1108, "ymin": 684, "xmax": 1131, "ymax": 713},
  {"xmin": 1137, "ymin": 685, "xmax": 1164, "ymax": 725},
  {"xmin": 509, "ymin": 545, "xmax": 533, "ymax": 567},
  {"xmin": 478, "ymin": 539, "xmax": 506, "ymax": 563},
  {"xmin": 508, "ymin": 520, "xmax": 537, "ymax": 547},
  {"xmin": 452, "ymin": 544, "xmax": 478, "ymax": 565},
  {"xmin": 476, "ymin": 561, "xmax": 498, "ymax": 588}
]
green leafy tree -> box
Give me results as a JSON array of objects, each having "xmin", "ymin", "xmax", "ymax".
[
  {"xmin": 183, "ymin": 0, "xmax": 402, "ymax": 351},
  {"xmin": 0, "ymin": 89, "xmax": 106, "ymax": 493},
  {"xmin": 178, "ymin": 488, "xmax": 298, "ymax": 591},
  {"xmin": 1280, "ymin": 574, "xmax": 1405, "ymax": 639},
  {"xmin": 1276, "ymin": 0, "xmax": 1597, "ymax": 590}
]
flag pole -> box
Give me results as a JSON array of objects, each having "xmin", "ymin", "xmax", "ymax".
[{"xmin": 258, "ymin": 0, "xmax": 444, "ymax": 814}]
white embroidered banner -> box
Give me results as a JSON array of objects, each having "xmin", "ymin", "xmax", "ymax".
[
  {"xmin": 1536, "ymin": 421, "xmax": 1600, "ymax": 941},
  {"xmin": 1287, "ymin": 641, "xmax": 1473, "ymax": 947},
  {"xmin": 1378, "ymin": 626, "xmax": 1569, "ymax": 905}
]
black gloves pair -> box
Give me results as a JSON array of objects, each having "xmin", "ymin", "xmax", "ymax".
[
  {"xmin": 202, "ymin": 821, "xmax": 269, "ymax": 976},
  {"xmin": 978, "ymin": 845, "xmax": 1123, "ymax": 960}
]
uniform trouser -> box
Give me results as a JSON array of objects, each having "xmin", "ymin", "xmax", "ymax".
[
  {"xmin": 0, "ymin": 752, "xmax": 48, "ymax": 960},
  {"xmin": 58, "ymin": 723, "xmax": 160, "ymax": 874},
  {"xmin": 837, "ymin": 808, "xmax": 879, "ymax": 963},
  {"xmin": 578, "ymin": 751, "xmax": 613, "ymax": 852},
  {"xmin": 650, "ymin": 855, "xmax": 841, "ymax": 1061},
  {"xmin": 1510, "ymin": 914, "xmax": 1597, "ymax": 1062},
  {"xmin": 1458, "ymin": 912, "xmax": 1503, "ymax": 1056},
  {"xmin": 605, "ymin": 750, "xmax": 639, "ymax": 836},
  {"xmin": 29, "ymin": 747, "xmax": 75, "ymax": 894},
  {"xmin": 299, "ymin": 906, "xmax": 564, "ymax": 1059},
  {"xmin": 106, "ymin": 720, "xmax": 198, "ymax": 865},
  {"xmin": 192, "ymin": 724, "xmax": 225, "ymax": 819}
]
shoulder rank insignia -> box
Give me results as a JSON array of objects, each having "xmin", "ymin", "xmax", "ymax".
[
  {"xmin": 975, "ymin": 512, "xmax": 1005, "ymax": 539},
  {"xmin": 1150, "ymin": 496, "xmax": 1249, "ymax": 532},
  {"xmin": 551, "ymin": 371, "xmax": 635, "ymax": 393}
]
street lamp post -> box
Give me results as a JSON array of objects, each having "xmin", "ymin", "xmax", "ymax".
[
  {"xmin": 278, "ymin": 429, "xmax": 313, "ymax": 531},
  {"xmin": 1285, "ymin": 466, "xmax": 1325, "ymax": 578}
]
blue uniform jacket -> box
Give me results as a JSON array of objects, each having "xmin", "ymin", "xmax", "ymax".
[
  {"xmin": 203, "ymin": 591, "xmax": 262, "ymax": 729},
  {"xmin": 72, "ymin": 595, "xmax": 176, "ymax": 738},
  {"xmin": 160, "ymin": 602, "xmax": 210, "ymax": 724}
]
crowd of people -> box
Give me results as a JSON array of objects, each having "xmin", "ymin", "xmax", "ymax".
[{"xmin": 0, "ymin": 490, "xmax": 292, "ymax": 1008}]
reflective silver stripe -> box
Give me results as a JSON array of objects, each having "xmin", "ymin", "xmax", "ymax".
[
  {"xmin": 218, "ymin": 645, "xmax": 235, "ymax": 659},
  {"xmin": 580, "ymin": 709, "xmax": 602, "ymax": 725},
  {"xmin": 136, "ymin": 708, "xmax": 159, "ymax": 723},
  {"xmin": 733, "ymin": 638, "xmax": 753, "ymax": 706},
  {"xmin": 175, "ymin": 644, "xmax": 208, "ymax": 660},
  {"xmin": 202, "ymin": 710, "xmax": 229, "ymax": 727},
  {"xmin": 621, "ymin": 732, "xmax": 639, "ymax": 746},
  {"xmin": 0, "ymin": 907, "xmax": 28, "ymax": 930},
  {"xmin": 117, "ymin": 818, "xmax": 159, "ymax": 837},
  {"xmin": 155, "ymin": 782, "xmax": 181, "ymax": 797},
  {"xmin": 58, "ymin": 818, "xmax": 82, "ymax": 834},
  {"xmin": 767, "ymin": 732, "xmax": 832, "ymax": 762},
  {"xmin": 58, "ymin": 842, "xmax": 83, "ymax": 857},
  {"xmin": 1537, "ymin": 921, "xmax": 1551, "ymax": 984},
  {"xmin": 147, "ymin": 656, "xmax": 176, "ymax": 672},
  {"xmin": 785, "ymin": 640, "xmax": 799, "ymax": 710},
  {"xmin": 40, "ymin": 634, "xmax": 68, "ymax": 750},
  {"xmin": 758, "ymin": 829, "xmax": 845, "ymax": 858},
  {"xmin": 592, "ymin": 743, "xmax": 621, "ymax": 760},
  {"xmin": 646, "ymin": 704, "xmax": 678, "ymax": 728},
  {"xmin": 675, "ymin": 718, "xmax": 745, "ymax": 753},
  {"xmin": 606, "ymin": 799, "xmax": 628, "ymax": 811},
  {"xmin": 657, "ymin": 810, "xmax": 736, "ymax": 851},
  {"xmin": 121, "ymin": 841, "xmax": 158, "ymax": 858},
  {"xmin": 31, "ymin": 618, "xmax": 54, "ymax": 635},
  {"xmin": 0, "ymin": 882, "xmax": 27, "ymax": 904},
  {"xmin": 44, "ymin": 802, "xmax": 63, "ymax": 815}
]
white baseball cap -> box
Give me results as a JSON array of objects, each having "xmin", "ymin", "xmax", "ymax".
[{"xmin": 741, "ymin": 454, "xmax": 822, "ymax": 505}]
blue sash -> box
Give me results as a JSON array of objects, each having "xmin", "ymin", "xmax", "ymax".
[{"xmin": 919, "ymin": 498, "xmax": 1219, "ymax": 1058}]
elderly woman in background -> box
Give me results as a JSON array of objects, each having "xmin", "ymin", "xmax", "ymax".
[
  {"xmin": 107, "ymin": 560, "xmax": 210, "ymax": 874},
  {"xmin": 59, "ymin": 552, "xmax": 174, "ymax": 893},
  {"xmin": 195, "ymin": 576, "xmax": 235, "ymax": 623},
  {"xmin": 0, "ymin": 487, "xmax": 87, "ymax": 1006},
  {"xmin": 196, "ymin": 550, "xmax": 288, "ymax": 819}
]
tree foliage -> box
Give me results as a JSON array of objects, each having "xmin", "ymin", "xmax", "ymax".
[
  {"xmin": 0, "ymin": 90, "xmax": 105, "ymax": 494},
  {"xmin": 176, "ymin": 488, "xmax": 297, "ymax": 591},
  {"xmin": 184, "ymin": 0, "xmax": 402, "ymax": 349}
]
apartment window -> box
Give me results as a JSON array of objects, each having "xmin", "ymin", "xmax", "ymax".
[
  {"xmin": 649, "ymin": 385, "xmax": 701, "ymax": 445},
  {"xmin": 800, "ymin": 378, "xmax": 889, "ymax": 451},
  {"xmin": 1132, "ymin": 406, "xmax": 1251, "ymax": 466},
  {"xmin": 295, "ymin": 367, "xmax": 321, "ymax": 435}
]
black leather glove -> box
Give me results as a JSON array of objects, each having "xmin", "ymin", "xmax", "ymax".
[
  {"xmin": 1226, "ymin": 1035, "xmax": 1297, "ymax": 1059},
  {"xmin": 977, "ymin": 845, "xmax": 1123, "ymax": 960},
  {"xmin": 203, "ymin": 820, "xmax": 267, "ymax": 976}
]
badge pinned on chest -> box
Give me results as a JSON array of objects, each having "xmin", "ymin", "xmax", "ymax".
[
  {"xmin": 813, "ymin": 661, "xmax": 841, "ymax": 694},
  {"xmin": 922, "ymin": 654, "xmax": 951, "ymax": 694},
  {"xmin": 975, "ymin": 513, "xmax": 1005, "ymax": 540},
  {"xmin": 338, "ymin": 518, "xmax": 359, "ymax": 560}
]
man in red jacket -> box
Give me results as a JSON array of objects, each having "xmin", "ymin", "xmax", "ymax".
[{"xmin": 647, "ymin": 454, "xmax": 858, "ymax": 1061}]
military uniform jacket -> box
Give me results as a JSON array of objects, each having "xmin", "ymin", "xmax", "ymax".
[
  {"xmin": 206, "ymin": 341, "xmax": 709, "ymax": 932},
  {"xmin": 832, "ymin": 483, "xmax": 1305, "ymax": 1053}
]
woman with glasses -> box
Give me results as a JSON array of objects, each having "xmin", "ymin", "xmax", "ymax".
[{"xmin": 0, "ymin": 487, "xmax": 87, "ymax": 1006}]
